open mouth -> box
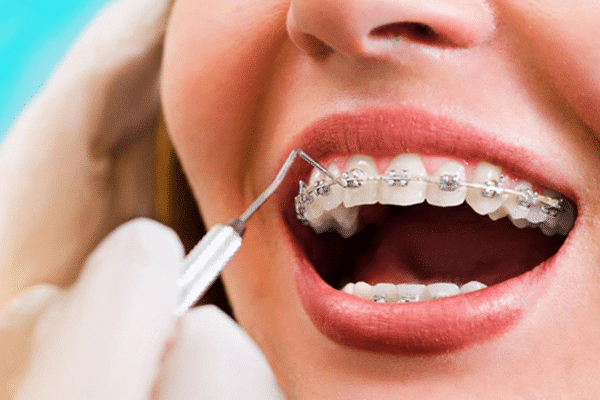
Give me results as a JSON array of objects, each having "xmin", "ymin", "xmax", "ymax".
[
  {"xmin": 278, "ymin": 107, "xmax": 579, "ymax": 355},
  {"xmin": 291, "ymin": 153, "xmax": 574, "ymax": 303}
]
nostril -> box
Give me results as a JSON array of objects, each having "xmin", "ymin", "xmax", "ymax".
[{"xmin": 370, "ymin": 22, "xmax": 452, "ymax": 47}]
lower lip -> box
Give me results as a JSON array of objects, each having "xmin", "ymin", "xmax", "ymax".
[{"xmin": 285, "ymin": 220, "xmax": 556, "ymax": 355}]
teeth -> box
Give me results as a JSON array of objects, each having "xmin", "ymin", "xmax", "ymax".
[
  {"xmin": 509, "ymin": 215, "xmax": 530, "ymax": 229},
  {"xmin": 526, "ymin": 201, "xmax": 548, "ymax": 226},
  {"xmin": 421, "ymin": 283, "xmax": 460, "ymax": 300},
  {"xmin": 353, "ymin": 281, "xmax": 372, "ymax": 299},
  {"xmin": 342, "ymin": 282, "xmax": 355, "ymax": 294},
  {"xmin": 556, "ymin": 198, "xmax": 575, "ymax": 235},
  {"xmin": 426, "ymin": 162, "xmax": 467, "ymax": 207},
  {"xmin": 322, "ymin": 163, "xmax": 343, "ymax": 211},
  {"xmin": 397, "ymin": 284, "xmax": 426, "ymax": 302},
  {"xmin": 466, "ymin": 162, "xmax": 508, "ymax": 215},
  {"xmin": 297, "ymin": 154, "xmax": 574, "ymax": 238},
  {"xmin": 540, "ymin": 223, "xmax": 558, "ymax": 236},
  {"xmin": 343, "ymin": 155, "xmax": 379, "ymax": 208},
  {"xmin": 460, "ymin": 281, "xmax": 488, "ymax": 293},
  {"xmin": 379, "ymin": 154, "xmax": 428, "ymax": 206},
  {"xmin": 504, "ymin": 181, "xmax": 534, "ymax": 220},
  {"xmin": 488, "ymin": 206, "xmax": 509, "ymax": 221},
  {"xmin": 503, "ymin": 187, "xmax": 574, "ymax": 233},
  {"xmin": 540, "ymin": 190, "xmax": 560, "ymax": 229},
  {"xmin": 306, "ymin": 168, "xmax": 326, "ymax": 221},
  {"xmin": 372, "ymin": 283, "xmax": 399, "ymax": 303},
  {"xmin": 341, "ymin": 281, "xmax": 486, "ymax": 303},
  {"xmin": 329, "ymin": 204, "xmax": 359, "ymax": 238}
]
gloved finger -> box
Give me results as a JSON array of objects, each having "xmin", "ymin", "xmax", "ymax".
[
  {"xmin": 0, "ymin": 0, "xmax": 172, "ymax": 305},
  {"xmin": 0, "ymin": 285, "xmax": 62, "ymax": 399},
  {"xmin": 14, "ymin": 218, "xmax": 184, "ymax": 400},
  {"xmin": 154, "ymin": 305, "xmax": 286, "ymax": 400}
]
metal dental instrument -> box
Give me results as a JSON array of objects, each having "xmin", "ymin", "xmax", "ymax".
[{"xmin": 175, "ymin": 149, "xmax": 334, "ymax": 316}]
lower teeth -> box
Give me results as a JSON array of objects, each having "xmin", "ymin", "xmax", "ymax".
[{"xmin": 341, "ymin": 281, "xmax": 487, "ymax": 303}]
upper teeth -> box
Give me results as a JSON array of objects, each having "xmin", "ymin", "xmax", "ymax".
[{"xmin": 295, "ymin": 154, "xmax": 574, "ymax": 237}]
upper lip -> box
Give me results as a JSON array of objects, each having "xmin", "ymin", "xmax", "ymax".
[
  {"xmin": 272, "ymin": 106, "xmax": 578, "ymax": 209},
  {"xmin": 266, "ymin": 106, "xmax": 578, "ymax": 355}
]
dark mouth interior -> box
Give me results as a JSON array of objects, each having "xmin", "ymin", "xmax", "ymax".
[{"xmin": 288, "ymin": 203, "xmax": 568, "ymax": 289}]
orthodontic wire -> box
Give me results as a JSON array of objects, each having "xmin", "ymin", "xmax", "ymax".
[{"xmin": 297, "ymin": 173, "xmax": 562, "ymax": 209}]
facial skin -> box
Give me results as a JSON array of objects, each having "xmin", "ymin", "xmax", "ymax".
[{"xmin": 161, "ymin": 0, "xmax": 600, "ymax": 398}]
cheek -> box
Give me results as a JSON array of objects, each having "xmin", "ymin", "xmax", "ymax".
[
  {"xmin": 161, "ymin": 0, "xmax": 290, "ymax": 225},
  {"xmin": 500, "ymin": 1, "xmax": 600, "ymax": 139}
]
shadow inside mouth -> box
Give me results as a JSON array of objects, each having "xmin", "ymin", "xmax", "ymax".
[{"xmin": 287, "ymin": 203, "xmax": 568, "ymax": 289}]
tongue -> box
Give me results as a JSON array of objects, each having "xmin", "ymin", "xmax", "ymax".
[{"xmin": 351, "ymin": 204, "xmax": 560, "ymax": 286}]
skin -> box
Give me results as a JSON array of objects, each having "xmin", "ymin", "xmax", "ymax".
[{"xmin": 161, "ymin": 0, "xmax": 600, "ymax": 398}]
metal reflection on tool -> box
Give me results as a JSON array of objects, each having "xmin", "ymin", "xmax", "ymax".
[{"xmin": 175, "ymin": 149, "xmax": 335, "ymax": 316}]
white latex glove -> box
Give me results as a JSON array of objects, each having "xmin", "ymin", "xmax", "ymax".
[
  {"xmin": 0, "ymin": 0, "xmax": 172, "ymax": 305},
  {"xmin": 0, "ymin": 219, "xmax": 182, "ymax": 399},
  {"xmin": 0, "ymin": 0, "xmax": 285, "ymax": 396},
  {"xmin": 0, "ymin": 219, "xmax": 286, "ymax": 400}
]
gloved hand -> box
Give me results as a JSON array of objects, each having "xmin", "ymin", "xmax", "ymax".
[
  {"xmin": 0, "ymin": 0, "xmax": 285, "ymax": 396},
  {"xmin": 0, "ymin": 219, "xmax": 285, "ymax": 400},
  {"xmin": 0, "ymin": 0, "xmax": 171, "ymax": 306},
  {"xmin": 0, "ymin": 219, "xmax": 181, "ymax": 399}
]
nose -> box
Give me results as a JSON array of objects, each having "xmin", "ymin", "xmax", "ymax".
[{"xmin": 287, "ymin": 0, "xmax": 496, "ymax": 57}]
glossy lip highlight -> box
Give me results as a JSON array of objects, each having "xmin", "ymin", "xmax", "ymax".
[{"xmin": 272, "ymin": 107, "xmax": 577, "ymax": 355}]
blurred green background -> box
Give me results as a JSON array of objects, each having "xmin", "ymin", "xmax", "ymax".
[{"xmin": 0, "ymin": 0, "xmax": 110, "ymax": 140}]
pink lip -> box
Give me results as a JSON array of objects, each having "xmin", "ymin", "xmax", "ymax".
[
  {"xmin": 277, "ymin": 107, "xmax": 576, "ymax": 203},
  {"xmin": 272, "ymin": 107, "xmax": 575, "ymax": 355},
  {"xmin": 289, "ymin": 235, "xmax": 553, "ymax": 355}
]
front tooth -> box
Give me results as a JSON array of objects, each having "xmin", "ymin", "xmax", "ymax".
[
  {"xmin": 460, "ymin": 281, "xmax": 487, "ymax": 293},
  {"xmin": 504, "ymin": 181, "xmax": 534, "ymax": 220},
  {"xmin": 397, "ymin": 284, "xmax": 426, "ymax": 302},
  {"xmin": 322, "ymin": 163, "xmax": 343, "ymax": 211},
  {"xmin": 354, "ymin": 281, "xmax": 372, "ymax": 300},
  {"xmin": 329, "ymin": 204, "xmax": 359, "ymax": 238},
  {"xmin": 372, "ymin": 283, "xmax": 399, "ymax": 303},
  {"xmin": 426, "ymin": 162, "xmax": 467, "ymax": 207},
  {"xmin": 466, "ymin": 162, "xmax": 508, "ymax": 215},
  {"xmin": 422, "ymin": 283, "xmax": 460, "ymax": 300},
  {"xmin": 343, "ymin": 155, "xmax": 378, "ymax": 207},
  {"xmin": 378, "ymin": 154, "xmax": 427, "ymax": 206}
]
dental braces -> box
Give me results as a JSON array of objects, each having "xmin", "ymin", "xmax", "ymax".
[{"xmin": 295, "ymin": 168, "xmax": 565, "ymax": 223}]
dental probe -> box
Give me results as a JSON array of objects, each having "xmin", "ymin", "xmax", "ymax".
[{"xmin": 175, "ymin": 149, "xmax": 335, "ymax": 316}]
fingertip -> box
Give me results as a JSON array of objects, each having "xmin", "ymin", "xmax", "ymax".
[
  {"xmin": 95, "ymin": 218, "xmax": 185, "ymax": 264},
  {"xmin": 79, "ymin": 217, "xmax": 185, "ymax": 320},
  {"xmin": 0, "ymin": 285, "xmax": 62, "ymax": 332}
]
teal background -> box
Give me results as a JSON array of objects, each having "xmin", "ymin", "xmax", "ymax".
[{"xmin": 0, "ymin": 0, "xmax": 110, "ymax": 140}]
